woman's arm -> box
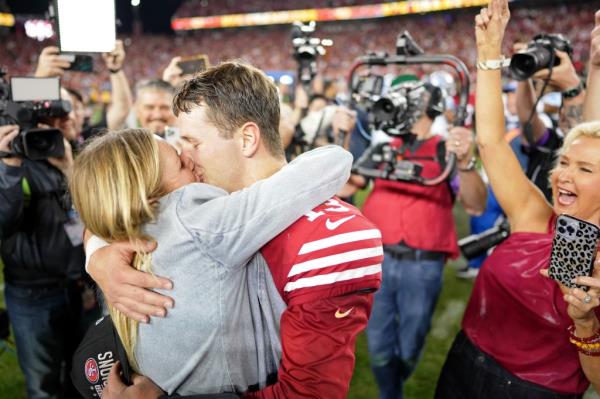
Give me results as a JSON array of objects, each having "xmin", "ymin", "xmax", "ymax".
[
  {"xmin": 584, "ymin": 11, "xmax": 600, "ymax": 122},
  {"xmin": 104, "ymin": 41, "xmax": 134, "ymax": 130},
  {"xmin": 474, "ymin": 0, "xmax": 551, "ymax": 232},
  {"xmin": 177, "ymin": 145, "xmax": 352, "ymax": 267}
]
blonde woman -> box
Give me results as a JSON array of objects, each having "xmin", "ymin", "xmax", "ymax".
[
  {"xmin": 69, "ymin": 128, "xmax": 352, "ymax": 395},
  {"xmin": 434, "ymin": 1, "xmax": 600, "ymax": 398}
]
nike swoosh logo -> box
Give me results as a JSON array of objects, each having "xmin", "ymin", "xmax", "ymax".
[
  {"xmin": 326, "ymin": 215, "xmax": 356, "ymax": 230},
  {"xmin": 335, "ymin": 307, "xmax": 354, "ymax": 319}
]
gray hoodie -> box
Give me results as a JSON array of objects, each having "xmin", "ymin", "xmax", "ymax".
[{"xmin": 135, "ymin": 145, "xmax": 352, "ymax": 395}]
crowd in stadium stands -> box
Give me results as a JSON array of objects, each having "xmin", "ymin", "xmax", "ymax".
[
  {"xmin": 1, "ymin": 2, "xmax": 593, "ymax": 103},
  {"xmin": 173, "ymin": 0, "xmax": 386, "ymax": 18}
]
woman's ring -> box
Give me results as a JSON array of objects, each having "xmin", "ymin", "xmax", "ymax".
[{"xmin": 583, "ymin": 294, "xmax": 592, "ymax": 304}]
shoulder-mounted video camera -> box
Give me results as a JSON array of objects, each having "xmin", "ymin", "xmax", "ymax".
[
  {"xmin": 349, "ymin": 31, "xmax": 471, "ymax": 186},
  {"xmin": 510, "ymin": 34, "xmax": 573, "ymax": 81},
  {"xmin": 0, "ymin": 71, "xmax": 68, "ymax": 160},
  {"xmin": 291, "ymin": 21, "xmax": 332, "ymax": 90}
]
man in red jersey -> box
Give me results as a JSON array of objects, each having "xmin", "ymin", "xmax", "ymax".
[{"xmin": 84, "ymin": 61, "xmax": 383, "ymax": 399}]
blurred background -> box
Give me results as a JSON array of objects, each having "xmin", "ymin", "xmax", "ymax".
[{"xmin": 0, "ymin": 1, "xmax": 598, "ymax": 398}]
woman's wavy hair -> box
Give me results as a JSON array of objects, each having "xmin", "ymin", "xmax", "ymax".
[{"xmin": 69, "ymin": 128, "xmax": 164, "ymax": 371}]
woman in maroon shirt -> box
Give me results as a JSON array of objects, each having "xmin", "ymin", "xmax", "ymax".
[{"xmin": 435, "ymin": 1, "xmax": 600, "ymax": 398}]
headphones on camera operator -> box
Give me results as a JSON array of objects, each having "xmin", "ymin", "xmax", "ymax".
[{"xmin": 349, "ymin": 31, "xmax": 471, "ymax": 186}]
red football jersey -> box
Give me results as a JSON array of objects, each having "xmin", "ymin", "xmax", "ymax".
[
  {"xmin": 245, "ymin": 198, "xmax": 383, "ymax": 399},
  {"xmin": 261, "ymin": 197, "xmax": 383, "ymax": 306}
]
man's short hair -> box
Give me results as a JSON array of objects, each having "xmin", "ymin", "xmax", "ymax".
[
  {"xmin": 173, "ymin": 61, "xmax": 284, "ymax": 158},
  {"xmin": 135, "ymin": 79, "xmax": 175, "ymax": 97}
]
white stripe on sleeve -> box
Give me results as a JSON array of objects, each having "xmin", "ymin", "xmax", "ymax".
[
  {"xmin": 284, "ymin": 264, "xmax": 382, "ymax": 292},
  {"xmin": 298, "ymin": 229, "xmax": 382, "ymax": 255},
  {"xmin": 288, "ymin": 246, "xmax": 384, "ymax": 277}
]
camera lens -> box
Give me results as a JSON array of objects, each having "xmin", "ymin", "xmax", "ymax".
[
  {"xmin": 372, "ymin": 98, "xmax": 396, "ymax": 123},
  {"xmin": 510, "ymin": 45, "xmax": 554, "ymax": 81},
  {"xmin": 27, "ymin": 131, "xmax": 56, "ymax": 152}
]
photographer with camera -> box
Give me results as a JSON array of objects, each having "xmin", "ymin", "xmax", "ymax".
[
  {"xmin": 359, "ymin": 76, "xmax": 486, "ymax": 399},
  {"xmin": 510, "ymin": 34, "xmax": 586, "ymax": 202},
  {"xmin": 0, "ymin": 83, "xmax": 95, "ymax": 397}
]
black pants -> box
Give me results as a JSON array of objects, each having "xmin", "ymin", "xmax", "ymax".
[{"xmin": 434, "ymin": 331, "xmax": 582, "ymax": 399}]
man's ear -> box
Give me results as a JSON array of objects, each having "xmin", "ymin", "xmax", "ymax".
[{"xmin": 239, "ymin": 122, "xmax": 260, "ymax": 157}]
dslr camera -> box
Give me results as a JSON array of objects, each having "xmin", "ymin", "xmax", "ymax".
[
  {"xmin": 291, "ymin": 21, "xmax": 332, "ymax": 88},
  {"xmin": 0, "ymin": 71, "xmax": 68, "ymax": 160},
  {"xmin": 510, "ymin": 34, "xmax": 573, "ymax": 81}
]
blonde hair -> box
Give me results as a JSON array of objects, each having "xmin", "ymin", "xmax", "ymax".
[
  {"xmin": 560, "ymin": 121, "xmax": 600, "ymax": 156},
  {"xmin": 70, "ymin": 128, "xmax": 163, "ymax": 371}
]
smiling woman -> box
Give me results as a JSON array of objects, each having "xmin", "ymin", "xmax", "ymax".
[
  {"xmin": 433, "ymin": 1, "xmax": 600, "ymax": 398},
  {"xmin": 552, "ymin": 124, "xmax": 600, "ymax": 222}
]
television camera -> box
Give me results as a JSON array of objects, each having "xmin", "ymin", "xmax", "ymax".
[
  {"xmin": 0, "ymin": 71, "xmax": 68, "ymax": 160},
  {"xmin": 291, "ymin": 21, "xmax": 332, "ymax": 91},
  {"xmin": 350, "ymin": 31, "xmax": 471, "ymax": 186}
]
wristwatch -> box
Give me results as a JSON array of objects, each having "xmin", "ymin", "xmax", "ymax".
[
  {"xmin": 476, "ymin": 56, "xmax": 511, "ymax": 71},
  {"xmin": 458, "ymin": 156, "xmax": 477, "ymax": 172},
  {"xmin": 561, "ymin": 81, "xmax": 585, "ymax": 99}
]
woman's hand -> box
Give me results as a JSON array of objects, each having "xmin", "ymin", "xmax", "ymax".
[
  {"xmin": 591, "ymin": 11, "xmax": 600, "ymax": 70},
  {"xmin": 541, "ymin": 251, "xmax": 600, "ymax": 327},
  {"xmin": 475, "ymin": 0, "xmax": 510, "ymax": 61}
]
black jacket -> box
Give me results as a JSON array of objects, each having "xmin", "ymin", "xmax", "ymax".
[{"xmin": 0, "ymin": 159, "xmax": 85, "ymax": 287}]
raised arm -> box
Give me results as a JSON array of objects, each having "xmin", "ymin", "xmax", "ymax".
[
  {"xmin": 104, "ymin": 40, "xmax": 134, "ymax": 130},
  {"xmin": 474, "ymin": 0, "xmax": 551, "ymax": 232},
  {"xmin": 584, "ymin": 11, "xmax": 600, "ymax": 122},
  {"xmin": 177, "ymin": 145, "xmax": 352, "ymax": 266}
]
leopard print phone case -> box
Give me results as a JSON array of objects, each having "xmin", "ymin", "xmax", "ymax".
[{"xmin": 549, "ymin": 214, "xmax": 600, "ymax": 291}]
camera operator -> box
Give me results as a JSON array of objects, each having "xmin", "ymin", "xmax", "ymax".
[
  {"xmin": 359, "ymin": 77, "xmax": 486, "ymax": 399},
  {"xmin": 584, "ymin": 10, "xmax": 600, "ymax": 121},
  {"xmin": 512, "ymin": 38, "xmax": 586, "ymax": 201},
  {"xmin": 0, "ymin": 92, "xmax": 94, "ymax": 398}
]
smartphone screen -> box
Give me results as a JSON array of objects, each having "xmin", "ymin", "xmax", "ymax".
[
  {"xmin": 55, "ymin": 0, "xmax": 116, "ymax": 53},
  {"xmin": 60, "ymin": 54, "xmax": 94, "ymax": 73},
  {"xmin": 178, "ymin": 55, "xmax": 209, "ymax": 75},
  {"xmin": 11, "ymin": 77, "xmax": 61, "ymax": 102}
]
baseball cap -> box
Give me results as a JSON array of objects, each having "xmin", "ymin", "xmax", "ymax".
[{"xmin": 71, "ymin": 315, "xmax": 132, "ymax": 398}]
